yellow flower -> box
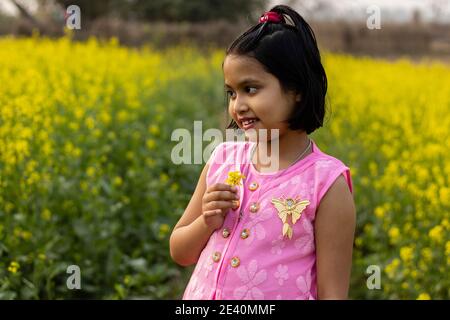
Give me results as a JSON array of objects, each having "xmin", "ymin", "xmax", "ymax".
[
  {"xmin": 113, "ymin": 176, "xmax": 123, "ymax": 187},
  {"xmin": 8, "ymin": 261, "xmax": 20, "ymax": 274},
  {"xmin": 225, "ymin": 171, "xmax": 246, "ymax": 186},
  {"xmin": 41, "ymin": 208, "xmax": 52, "ymax": 221},
  {"xmin": 117, "ymin": 110, "xmax": 129, "ymax": 123},
  {"xmin": 421, "ymin": 248, "xmax": 433, "ymax": 262},
  {"xmin": 21, "ymin": 230, "xmax": 32, "ymax": 240},
  {"xmin": 170, "ymin": 183, "xmax": 179, "ymax": 192},
  {"xmin": 160, "ymin": 173, "xmax": 169, "ymax": 184},
  {"xmin": 374, "ymin": 206, "xmax": 385, "ymax": 219},
  {"xmin": 159, "ymin": 223, "xmax": 170, "ymax": 237},
  {"xmin": 428, "ymin": 225, "xmax": 443, "ymax": 243},
  {"xmin": 417, "ymin": 293, "xmax": 431, "ymax": 300},
  {"xmin": 363, "ymin": 223, "xmax": 373, "ymax": 234},
  {"xmin": 439, "ymin": 187, "xmax": 450, "ymax": 206},
  {"xmin": 402, "ymin": 268, "xmax": 410, "ymax": 277},
  {"xmin": 148, "ymin": 124, "xmax": 160, "ymax": 136},
  {"xmin": 93, "ymin": 129, "xmax": 102, "ymax": 138},
  {"xmin": 442, "ymin": 219, "xmax": 449, "ymax": 229},
  {"xmin": 388, "ymin": 227, "xmax": 400, "ymax": 244},
  {"xmin": 445, "ymin": 241, "xmax": 450, "ymax": 256},
  {"xmin": 69, "ymin": 122, "xmax": 79, "ymax": 131},
  {"xmin": 400, "ymin": 246, "xmax": 414, "ymax": 262},
  {"xmin": 85, "ymin": 116, "xmax": 95, "ymax": 129},
  {"xmin": 80, "ymin": 181, "xmax": 88, "ymax": 191},
  {"xmin": 146, "ymin": 139, "xmax": 156, "ymax": 150},
  {"xmin": 384, "ymin": 258, "xmax": 400, "ymax": 279},
  {"xmin": 86, "ymin": 166, "xmax": 96, "ymax": 178},
  {"xmin": 13, "ymin": 227, "xmax": 32, "ymax": 240}
]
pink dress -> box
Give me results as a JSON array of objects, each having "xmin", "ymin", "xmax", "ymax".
[{"xmin": 182, "ymin": 139, "xmax": 353, "ymax": 300}]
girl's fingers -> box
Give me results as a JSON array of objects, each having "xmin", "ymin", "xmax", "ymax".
[
  {"xmin": 204, "ymin": 190, "xmax": 239, "ymax": 202},
  {"xmin": 204, "ymin": 209, "xmax": 222, "ymax": 217},
  {"xmin": 207, "ymin": 183, "xmax": 238, "ymax": 193},
  {"xmin": 204, "ymin": 200, "xmax": 236, "ymax": 211}
]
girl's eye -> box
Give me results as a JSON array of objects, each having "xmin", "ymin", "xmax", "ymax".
[
  {"xmin": 226, "ymin": 87, "xmax": 258, "ymax": 99},
  {"xmin": 226, "ymin": 90, "xmax": 236, "ymax": 99},
  {"xmin": 226, "ymin": 87, "xmax": 257, "ymax": 98},
  {"xmin": 246, "ymin": 87, "xmax": 257, "ymax": 94}
]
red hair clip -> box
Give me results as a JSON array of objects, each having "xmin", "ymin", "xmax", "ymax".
[{"xmin": 259, "ymin": 11, "xmax": 283, "ymax": 23}]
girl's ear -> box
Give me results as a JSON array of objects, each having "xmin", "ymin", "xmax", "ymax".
[{"xmin": 295, "ymin": 93, "xmax": 301, "ymax": 102}]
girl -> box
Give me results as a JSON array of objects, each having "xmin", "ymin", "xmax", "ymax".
[{"xmin": 170, "ymin": 5, "xmax": 356, "ymax": 300}]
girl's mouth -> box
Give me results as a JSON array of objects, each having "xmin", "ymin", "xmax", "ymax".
[{"xmin": 241, "ymin": 118, "xmax": 259, "ymax": 130}]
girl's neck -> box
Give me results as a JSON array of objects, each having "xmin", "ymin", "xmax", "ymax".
[{"xmin": 252, "ymin": 131, "xmax": 311, "ymax": 173}]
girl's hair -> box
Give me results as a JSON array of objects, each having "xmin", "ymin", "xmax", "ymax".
[{"xmin": 225, "ymin": 4, "xmax": 328, "ymax": 135}]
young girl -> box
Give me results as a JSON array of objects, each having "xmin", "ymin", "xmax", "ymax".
[{"xmin": 170, "ymin": 5, "xmax": 356, "ymax": 300}]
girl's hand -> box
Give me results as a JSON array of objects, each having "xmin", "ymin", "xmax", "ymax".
[{"xmin": 202, "ymin": 183, "xmax": 239, "ymax": 230}]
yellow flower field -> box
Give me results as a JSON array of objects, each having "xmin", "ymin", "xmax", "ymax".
[
  {"xmin": 0, "ymin": 35, "xmax": 449, "ymax": 299},
  {"xmin": 320, "ymin": 53, "xmax": 450, "ymax": 299}
]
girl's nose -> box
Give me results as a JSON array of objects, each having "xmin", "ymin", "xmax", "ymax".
[{"xmin": 233, "ymin": 98, "xmax": 249, "ymax": 114}]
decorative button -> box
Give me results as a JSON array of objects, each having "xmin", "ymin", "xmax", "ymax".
[
  {"xmin": 249, "ymin": 182, "xmax": 259, "ymax": 191},
  {"xmin": 232, "ymin": 200, "xmax": 240, "ymax": 210},
  {"xmin": 240, "ymin": 228, "xmax": 250, "ymax": 239},
  {"xmin": 286, "ymin": 198, "xmax": 295, "ymax": 208},
  {"xmin": 222, "ymin": 228, "xmax": 230, "ymax": 238},
  {"xmin": 231, "ymin": 257, "xmax": 240, "ymax": 268},
  {"xmin": 249, "ymin": 202, "xmax": 259, "ymax": 213},
  {"xmin": 212, "ymin": 251, "xmax": 221, "ymax": 262}
]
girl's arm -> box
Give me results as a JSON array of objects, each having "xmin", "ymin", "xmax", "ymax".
[
  {"xmin": 315, "ymin": 174, "xmax": 356, "ymax": 299},
  {"xmin": 169, "ymin": 163, "xmax": 215, "ymax": 266}
]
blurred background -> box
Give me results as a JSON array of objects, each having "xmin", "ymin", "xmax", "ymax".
[
  {"xmin": 0, "ymin": 0, "xmax": 449, "ymax": 299},
  {"xmin": 1, "ymin": 0, "xmax": 450, "ymax": 58}
]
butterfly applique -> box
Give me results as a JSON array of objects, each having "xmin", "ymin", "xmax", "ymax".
[{"xmin": 271, "ymin": 196, "xmax": 310, "ymax": 239}]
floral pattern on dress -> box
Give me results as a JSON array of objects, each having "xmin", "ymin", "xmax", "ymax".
[
  {"xmin": 202, "ymin": 232, "xmax": 218, "ymax": 273},
  {"xmin": 295, "ymin": 272, "xmax": 312, "ymax": 300},
  {"xmin": 315, "ymin": 160, "xmax": 334, "ymax": 169},
  {"xmin": 233, "ymin": 260, "xmax": 267, "ymax": 299},
  {"xmin": 274, "ymin": 264, "xmax": 289, "ymax": 286},
  {"xmin": 291, "ymin": 175, "xmax": 301, "ymax": 185},
  {"xmin": 190, "ymin": 275, "xmax": 205, "ymax": 299},
  {"xmin": 279, "ymin": 180, "xmax": 291, "ymax": 189},
  {"xmin": 289, "ymin": 180, "xmax": 315, "ymax": 198},
  {"xmin": 271, "ymin": 235, "xmax": 286, "ymax": 255},
  {"xmin": 202, "ymin": 252, "xmax": 215, "ymax": 273},
  {"xmin": 243, "ymin": 208, "xmax": 272, "ymax": 245},
  {"xmin": 294, "ymin": 217, "xmax": 315, "ymax": 256},
  {"xmin": 185, "ymin": 274, "xmax": 205, "ymax": 300}
]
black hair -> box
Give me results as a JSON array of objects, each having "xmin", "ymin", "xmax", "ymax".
[{"xmin": 224, "ymin": 4, "xmax": 328, "ymax": 135}]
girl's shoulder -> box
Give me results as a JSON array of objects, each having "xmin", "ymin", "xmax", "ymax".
[
  {"xmin": 206, "ymin": 140, "xmax": 249, "ymax": 166},
  {"xmin": 308, "ymin": 145, "xmax": 353, "ymax": 200},
  {"xmin": 310, "ymin": 141, "xmax": 350, "ymax": 171}
]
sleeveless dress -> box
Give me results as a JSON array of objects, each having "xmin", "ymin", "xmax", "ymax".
[{"xmin": 183, "ymin": 138, "xmax": 353, "ymax": 300}]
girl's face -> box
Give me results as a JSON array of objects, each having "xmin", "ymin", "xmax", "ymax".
[{"xmin": 223, "ymin": 54, "xmax": 300, "ymax": 142}]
